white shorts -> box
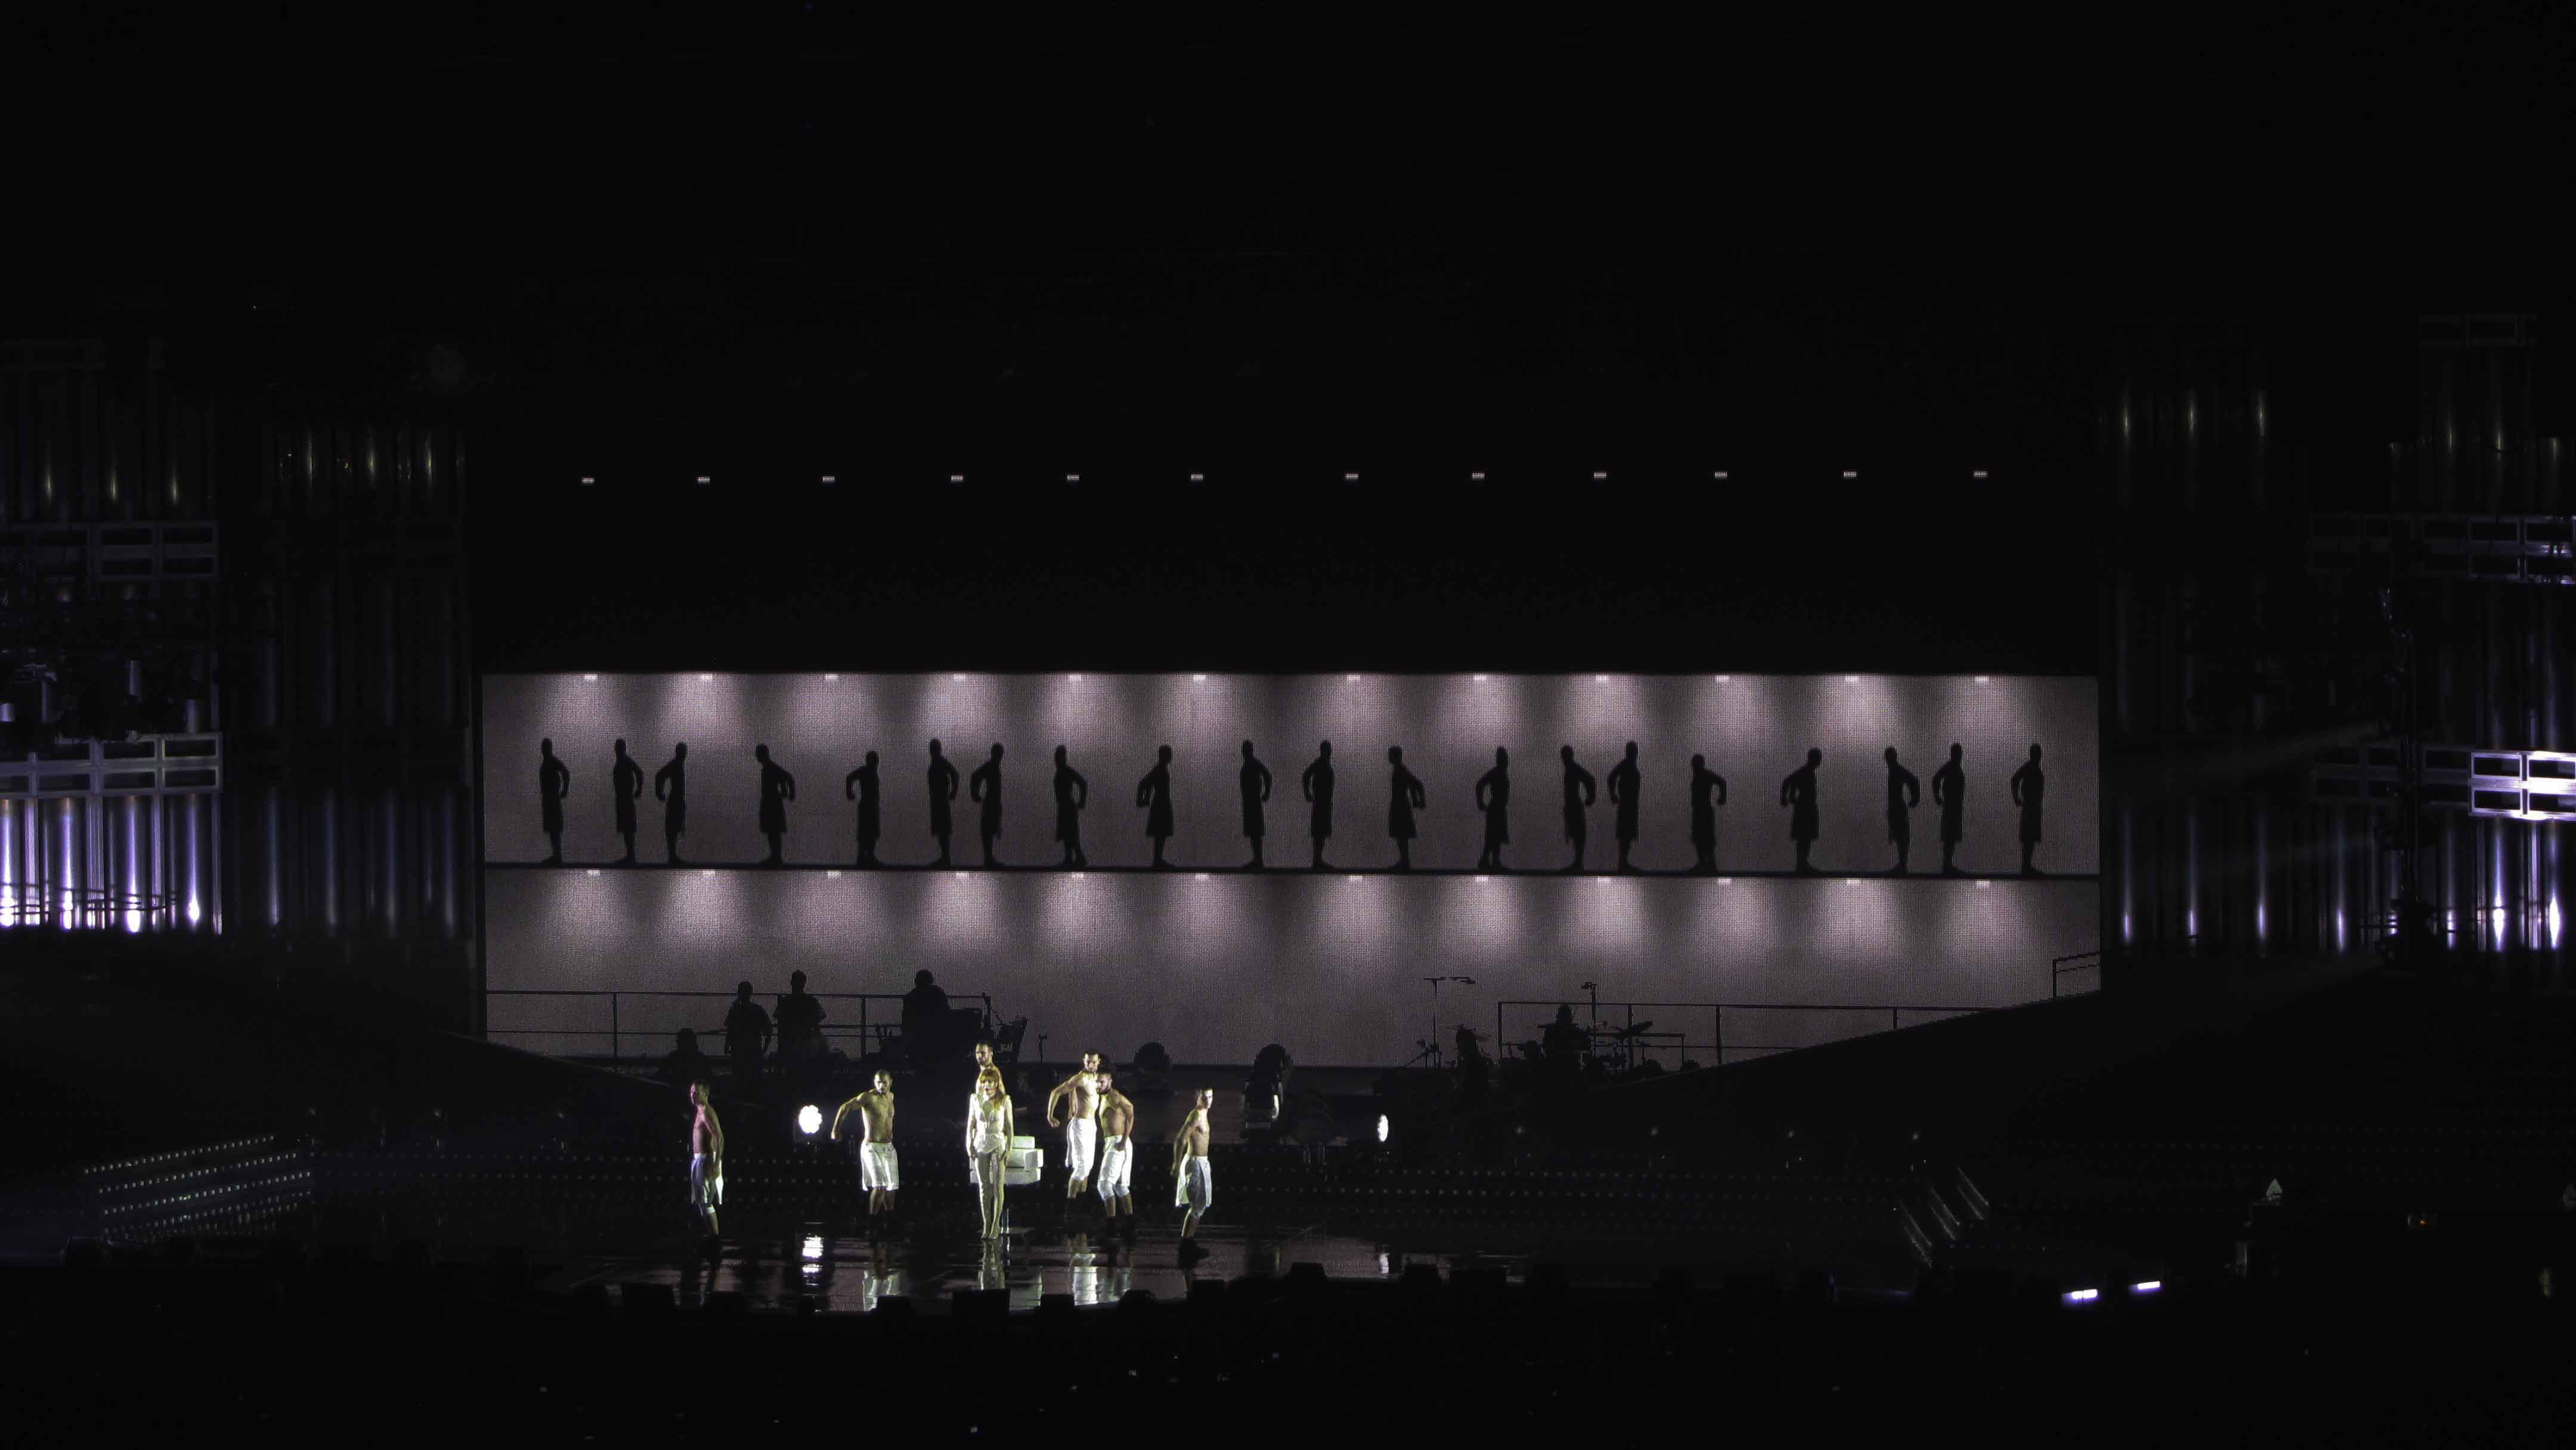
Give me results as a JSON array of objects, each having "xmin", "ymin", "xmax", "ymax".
[
  {"xmin": 1063, "ymin": 1119, "xmax": 1099, "ymax": 1181},
  {"xmin": 859, "ymin": 1141, "xmax": 899, "ymax": 1191},
  {"xmin": 1095, "ymin": 1135, "xmax": 1133, "ymax": 1198},
  {"xmin": 1174, "ymin": 1154, "xmax": 1212, "ymax": 1212}
]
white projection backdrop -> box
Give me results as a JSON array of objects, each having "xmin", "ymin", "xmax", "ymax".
[{"xmin": 483, "ymin": 674, "xmax": 2097, "ymax": 1065}]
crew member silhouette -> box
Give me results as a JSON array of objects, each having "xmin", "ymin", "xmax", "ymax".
[
  {"xmin": 654, "ymin": 742, "xmax": 688, "ymax": 865},
  {"xmin": 968, "ymin": 744, "xmax": 1005, "ymax": 867},
  {"xmin": 1238, "ymin": 741, "xmax": 1272, "ymax": 869},
  {"xmin": 537, "ymin": 739, "xmax": 570, "ymax": 865},
  {"xmin": 1606, "ymin": 741, "xmax": 1644, "ymax": 872},
  {"xmin": 1475, "ymin": 747, "xmax": 1512, "ymax": 871},
  {"xmin": 1688, "ymin": 754, "xmax": 1729, "ymax": 874},
  {"xmin": 1781, "ymin": 748, "xmax": 1823, "ymax": 875},
  {"xmin": 755, "ymin": 744, "xmax": 796, "ymax": 866},
  {"xmin": 1559, "ymin": 746, "xmax": 1597, "ymax": 873},
  {"xmin": 1884, "ymin": 747, "xmax": 1921, "ymax": 875},
  {"xmin": 1931, "ymin": 743, "xmax": 1967, "ymax": 876},
  {"xmin": 844, "ymin": 751, "xmax": 883, "ymax": 867},
  {"xmin": 1052, "ymin": 746, "xmax": 1089, "ymax": 867},
  {"xmin": 1137, "ymin": 745, "xmax": 1175, "ymax": 869},
  {"xmin": 1386, "ymin": 746, "xmax": 1426, "ymax": 871},
  {"xmin": 610, "ymin": 738, "xmax": 644, "ymax": 865},
  {"xmin": 925, "ymin": 740, "xmax": 960, "ymax": 867},
  {"xmin": 2011, "ymin": 743, "xmax": 2046, "ymax": 875},
  {"xmin": 1301, "ymin": 741, "xmax": 1336, "ymax": 870}
]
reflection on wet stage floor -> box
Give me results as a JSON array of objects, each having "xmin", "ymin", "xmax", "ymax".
[{"xmin": 544, "ymin": 1220, "xmax": 1729, "ymax": 1315}]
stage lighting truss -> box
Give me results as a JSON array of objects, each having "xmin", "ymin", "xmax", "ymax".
[
  {"xmin": 2309, "ymin": 511, "xmax": 2576, "ymax": 587},
  {"xmin": 2311, "ymin": 744, "xmax": 2576, "ymax": 823}
]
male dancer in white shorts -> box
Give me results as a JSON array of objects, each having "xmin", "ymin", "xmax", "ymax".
[
  {"xmin": 1045, "ymin": 1051, "xmax": 1104, "ymax": 1227},
  {"xmin": 1094, "ymin": 1068, "xmax": 1138, "ymax": 1242},
  {"xmin": 687, "ymin": 1082, "xmax": 724, "ymax": 1237},
  {"xmin": 1172, "ymin": 1087, "xmax": 1213, "ymax": 1257},
  {"xmin": 829, "ymin": 1070, "xmax": 899, "ymax": 1236}
]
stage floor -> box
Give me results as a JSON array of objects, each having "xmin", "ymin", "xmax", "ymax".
[{"xmin": 541, "ymin": 1216, "xmax": 1914, "ymax": 1313}]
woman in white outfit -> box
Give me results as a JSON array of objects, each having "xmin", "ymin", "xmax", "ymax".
[{"xmin": 966, "ymin": 1066, "xmax": 1014, "ymax": 1240}]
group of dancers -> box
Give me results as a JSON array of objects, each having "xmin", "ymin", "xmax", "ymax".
[
  {"xmin": 687, "ymin": 1042, "xmax": 1218, "ymax": 1255},
  {"xmin": 549, "ymin": 735, "xmax": 2054, "ymax": 876}
]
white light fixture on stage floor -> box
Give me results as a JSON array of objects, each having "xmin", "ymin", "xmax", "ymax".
[{"xmin": 798, "ymin": 1105, "xmax": 822, "ymax": 1136}]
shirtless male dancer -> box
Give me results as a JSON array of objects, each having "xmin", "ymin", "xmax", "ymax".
[
  {"xmin": 1094, "ymin": 1068, "xmax": 1138, "ymax": 1242},
  {"xmin": 1046, "ymin": 1051, "xmax": 1104, "ymax": 1226},
  {"xmin": 829, "ymin": 1070, "xmax": 899, "ymax": 1235},
  {"xmin": 687, "ymin": 1082, "xmax": 725, "ymax": 1237},
  {"xmin": 1172, "ymin": 1088, "xmax": 1214, "ymax": 1257}
]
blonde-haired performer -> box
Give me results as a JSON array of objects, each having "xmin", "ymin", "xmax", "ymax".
[
  {"xmin": 1171, "ymin": 1087, "xmax": 1214, "ymax": 1253},
  {"xmin": 687, "ymin": 1082, "xmax": 724, "ymax": 1235},
  {"xmin": 830, "ymin": 1070, "xmax": 899, "ymax": 1235},
  {"xmin": 1094, "ymin": 1068, "xmax": 1138, "ymax": 1241},
  {"xmin": 965, "ymin": 1067, "xmax": 1014, "ymax": 1241}
]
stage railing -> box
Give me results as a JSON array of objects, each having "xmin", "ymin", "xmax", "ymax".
[
  {"xmin": 2051, "ymin": 950, "xmax": 2102, "ymax": 998},
  {"xmin": 1494, "ymin": 998, "xmax": 1997, "ymax": 1069},
  {"xmin": 484, "ymin": 989, "xmax": 995, "ymax": 1062}
]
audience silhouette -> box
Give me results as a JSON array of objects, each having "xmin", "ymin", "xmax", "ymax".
[
  {"xmin": 926, "ymin": 740, "xmax": 960, "ymax": 867},
  {"xmin": 611, "ymin": 739, "xmax": 644, "ymax": 865},
  {"xmin": 657, "ymin": 1027, "xmax": 712, "ymax": 1090},
  {"xmin": 1559, "ymin": 746, "xmax": 1596, "ymax": 873},
  {"xmin": 1781, "ymin": 748, "xmax": 1823, "ymax": 875},
  {"xmin": 1688, "ymin": 754, "xmax": 1728, "ymax": 874},
  {"xmin": 1931, "ymin": 743, "xmax": 1967, "ymax": 876},
  {"xmin": 1137, "ymin": 745, "xmax": 1176, "ymax": 869},
  {"xmin": 1301, "ymin": 741, "xmax": 1336, "ymax": 870},
  {"xmin": 1884, "ymin": 747, "xmax": 1921, "ymax": 875},
  {"xmin": 754, "ymin": 745, "xmax": 796, "ymax": 866},
  {"xmin": 844, "ymin": 751, "xmax": 883, "ymax": 867},
  {"xmin": 969, "ymin": 744, "xmax": 1005, "ymax": 867},
  {"xmin": 2012, "ymin": 743, "xmax": 2046, "ymax": 875},
  {"xmin": 1386, "ymin": 746, "xmax": 1426, "ymax": 872},
  {"xmin": 1239, "ymin": 741, "xmax": 1272, "ymax": 869},
  {"xmin": 1475, "ymin": 747, "xmax": 1511, "ymax": 871},
  {"xmin": 537, "ymin": 738, "xmax": 569, "ymax": 865},
  {"xmin": 1607, "ymin": 741, "xmax": 1643, "ymax": 873},
  {"xmin": 654, "ymin": 742, "xmax": 688, "ymax": 865},
  {"xmin": 1052, "ymin": 745, "xmax": 1089, "ymax": 867}
]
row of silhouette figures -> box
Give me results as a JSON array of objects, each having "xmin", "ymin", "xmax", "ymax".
[{"xmin": 538, "ymin": 738, "xmax": 2052, "ymax": 876}]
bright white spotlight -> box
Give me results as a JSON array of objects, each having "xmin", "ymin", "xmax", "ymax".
[
  {"xmin": 952, "ymin": 672, "xmax": 967, "ymax": 681},
  {"xmin": 1974, "ymin": 675, "xmax": 1990, "ymax": 683},
  {"xmin": 1070, "ymin": 872, "xmax": 1084, "ymax": 879},
  {"xmin": 1976, "ymin": 879, "xmax": 1992, "ymax": 889},
  {"xmin": 1376, "ymin": 1114, "xmax": 1389, "ymax": 1144},
  {"xmin": 586, "ymin": 869, "xmax": 600, "ymax": 878},
  {"xmin": 695, "ymin": 476, "xmax": 711, "ymax": 485},
  {"xmin": 186, "ymin": 897, "xmax": 200, "ymax": 924},
  {"xmin": 824, "ymin": 673, "xmax": 838, "ymax": 681},
  {"xmin": 1594, "ymin": 674, "xmax": 1609, "ymax": 683},
  {"xmin": 1714, "ymin": 674, "xmax": 1730, "ymax": 681},
  {"xmin": 1971, "ymin": 469, "xmax": 1989, "ymax": 479},
  {"xmin": 1069, "ymin": 672, "xmax": 1083, "ymax": 681},
  {"xmin": 2131, "ymin": 1281, "xmax": 2162, "ymax": 1293},
  {"xmin": 580, "ymin": 476, "xmax": 596, "ymax": 485},
  {"xmin": 1346, "ymin": 674, "xmax": 1360, "ymax": 682},
  {"xmin": 1716, "ymin": 877, "xmax": 1732, "ymax": 885},
  {"xmin": 820, "ymin": 475, "xmax": 837, "ymax": 484},
  {"xmin": 1469, "ymin": 471, "xmax": 1486, "ymax": 481},
  {"xmin": 1475, "ymin": 875, "xmax": 1490, "ymax": 883},
  {"xmin": 2064, "ymin": 1288, "xmax": 2098, "ymax": 1303},
  {"xmin": 1194, "ymin": 873, "xmax": 1209, "ymax": 881},
  {"xmin": 1346, "ymin": 874, "xmax": 1361, "ymax": 882},
  {"xmin": 1193, "ymin": 673, "xmax": 1207, "ymax": 681},
  {"xmin": 1473, "ymin": 673, "xmax": 1488, "ymax": 681},
  {"xmin": 1840, "ymin": 470, "xmax": 1857, "ymax": 479},
  {"xmin": 1591, "ymin": 471, "xmax": 1607, "ymax": 480},
  {"xmin": 1845, "ymin": 674, "xmax": 1860, "ymax": 683},
  {"xmin": 954, "ymin": 871, "xmax": 967, "ymax": 880},
  {"xmin": 1065, "ymin": 473, "xmax": 1080, "ymax": 483},
  {"xmin": 583, "ymin": 673, "xmax": 598, "ymax": 681},
  {"xmin": 701, "ymin": 869, "xmax": 716, "ymax": 878},
  {"xmin": 698, "ymin": 673, "xmax": 714, "ymax": 681},
  {"xmin": 1713, "ymin": 470, "xmax": 1729, "ymax": 479},
  {"xmin": 826, "ymin": 870, "xmax": 841, "ymax": 879},
  {"xmin": 948, "ymin": 473, "xmax": 964, "ymax": 483},
  {"xmin": 1343, "ymin": 472, "xmax": 1358, "ymax": 481},
  {"xmin": 798, "ymin": 1105, "xmax": 822, "ymax": 1136},
  {"xmin": 802, "ymin": 1234, "xmax": 824, "ymax": 1260},
  {"xmin": 1188, "ymin": 472, "xmax": 1205, "ymax": 482}
]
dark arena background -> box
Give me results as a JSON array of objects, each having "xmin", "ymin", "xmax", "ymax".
[{"xmin": 5, "ymin": 5, "xmax": 2575, "ymax": 1443}]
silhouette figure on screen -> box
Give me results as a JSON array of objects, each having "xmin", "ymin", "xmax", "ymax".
[
  {"xmin": 844, "ymin": 751, "xmax": 883, "ymax": 867},
  {"xmin": 776, "ymin": 969, "xmax": 825, "ymax": 1063},
  {"xmin": 1781, "ymin": 748, "xmax": 1823, "ymax": 875},
  {"xmin": 1884, "ymin": 747, "xmax": 1921, "ymax": 875},
  {"xmin": 1688, "ymin": 754, "xmax": 1729, "ymax": 874},
  {"xmin": 1475, "ymin": 747, "xmax": 1512, "ymax": 871},
  {"xmin": 655, "ymin": 742, "xmax": 688, "ymax": 865},
  {"xmin": 610, "ymin": 739, "xmax": 644, "ymax": 865},
  {"xmin": 1239, "ymin": 741, "xmax": 1272, "ymax": 869},
  {"xmin": 1607, "ymin": 741, "xmax": 1643, "ymax": 872},
  {"xmin": 2011, "ymin": 743, "xmax": 2046, "ymax": 875},
  {"xmin": 1386, "ymin": 746, "xmax": 1426, "ymax": 871},
  {"xmin": 1052, "ymin": 745, "xmax": 1089, "ymax": 867},
  {"xmin": 537, "ymin": 739, "xmax": 569, "ymax": 865},
  {"xmin": 926, "ymin": 739, "xmax": 960, "ymax": 867},
  {"xmin": 755, "ymin": 744, "xmax": 797, "ymax": 866},
  {"xmin": 1559, "ymin": 746, "xmax": 1597, "ymax": 873},
  {"xmin": 1137, "ymin": 745, "xmax": 1175, "ymax": 869},
  {"xmin": 1931, "ymin": 743, "xmax": 1967, "ymax": 876},
  {"xmin": 969, "ymin": 744, "xmax": 1005, "ymax": 867},
  {"xmin": 1301, "ymin": 741, "xmax": 1336, "ymax": 870}
]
